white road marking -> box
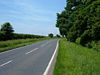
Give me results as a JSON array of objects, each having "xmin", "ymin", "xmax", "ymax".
[
  {"xmin": 43, "ymin": 40, "xmax": 59, "ymax": 75},
  {"xmin": 41, "ymin": 41, "xmax": 50, "ymax": 47},
  {"xmin": 0, "ymin": 60, "xmax": 13, "ymax": 67},
  {"xmin": 0, "ymin": 45, "xmax": 30, "ymax": 55},
  {"xmin": 25, "ymin": 48, "xmax": 39, "ymax": 54},
  {"xmin": 41, "ymin": 44, "xmax": 46, "ymax": 47}
]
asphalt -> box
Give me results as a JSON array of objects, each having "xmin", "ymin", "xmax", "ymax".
[{"xmin": 0, "ymin": 39, "xmax": 58, "ymax": 75}]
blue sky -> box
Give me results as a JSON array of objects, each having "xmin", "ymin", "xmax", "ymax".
[{"xmin": 0, "ymin": 0, "xmax": 66, "ymax": 36}]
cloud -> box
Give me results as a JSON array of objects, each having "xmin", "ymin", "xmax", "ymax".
[
  {"xmin": 1, "ymin": 0, "xmax": 56, "ymax": 15},
  {"xmin": 0, "ymin": 0, "xmax": 56, "ymax": 23}
]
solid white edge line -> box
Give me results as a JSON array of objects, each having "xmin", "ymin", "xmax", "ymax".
[
  {"xmin": 43, "ymin": 40, "xmax": 59, "ymax": 75},
  {"xmin": 25, "ymin": 48, "xmax": 39, "ymax": 54},
  {"xmin": 0, "ymin": 60, "xmax": 13, "ymax": 67}
]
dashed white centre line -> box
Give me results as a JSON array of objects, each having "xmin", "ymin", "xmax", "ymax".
[
  {"xmin": 0, "ymin": 60, "xmax": 13, "ymax": 67},
  {"xmin": 41, "ymin": 42, "xmax": 50, "ymax": 47},
  {"xmin": 41, "ymin": 44, "xmax": 46, "ymax": 47},
  {"xmin": 25, "ymin": 48, "xmax": 39, "ymax": 54}
]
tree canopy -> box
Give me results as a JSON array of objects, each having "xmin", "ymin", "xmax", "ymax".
[
  {"xmin": 48, "ymin": 33, "xmax": 54, "ymax": 38},
  {"xmin": 0, "ymin": 22, "xmax": 14, "ymax": 40},
  {"xmin": 56, "ymin": 0, "xmax": 100, "ymax": 48},
  {"xmin": 0, "ymin": 22, "xmax": 45, "ymax": 41}
]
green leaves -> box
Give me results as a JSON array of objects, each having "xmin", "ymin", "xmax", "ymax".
[
  {"xmin": 0, "ymin": 22, "xmax": 45, "ymax": 41},
  {"xmin": 56, "ymin": 0, "xmax": 100, "ymax": 48},
  {"xmin": 0, "ymin": 22, "xmax": 14, "ymax": 40},
  {"xmin": 1, "ymin": 22, "xmax": 14, "ymax": 33},
  {"xmin": 48, "ymin": 33, "xmax": 53, "ymax": 38}
]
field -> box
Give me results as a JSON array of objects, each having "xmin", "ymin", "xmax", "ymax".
[
  {"xmin": 0, "ymin": 38, "xmax": 50, "ymax": 52},
  {"xmin": 53, "ymin": 39, "xmax": 100, "ymax": 75}
]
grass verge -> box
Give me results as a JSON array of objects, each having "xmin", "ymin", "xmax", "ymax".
[
  {"xmin": 53, "ymin": 39, "xmax": 100, "ymax": 75},
  {"xmin": 0, "ymin": 38, "xmax": 50, "ymax": 52}
]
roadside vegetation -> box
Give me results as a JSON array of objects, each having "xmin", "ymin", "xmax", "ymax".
[
  {"xmin": 56, "ymin": 0, "xmax": 100, "ymax": 50},
  {"xmin": 0, "ymin": 22, "xmax": 59, "ymax": 52},
  {"xmin": 48, "ymin": 33, "xmax": 54, "ymax": 38},
  {"xmin": 53, "ymin": 39, "xmax": 100, "ymax": 75},
  {"xmin": 0, "ymin": 38, "xmax": 52, "ymax": 52},
  {"xmin": 54, "ymin": 0, "xmax": 100, "ymax": 74},
  {"xmin": 0, "ymin": 22, "xmax": 61, "ymax": 52},
  {"xmin": 0, "ymin": 22, "xmax": 45, "ymax": 41}
]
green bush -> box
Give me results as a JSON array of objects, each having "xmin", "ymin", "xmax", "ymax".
[
  {"xmin": 0, "ymin": 31, "xmax": 5, "ymax": 41},
  {"xmin": 76, "ymin": 37, "xmax": 81, "ymax": 44},
  {"xmin": 48, "ymin": 33, "xmax": 53, "ymax": 38},
  {"xmin": 92, "ymin": 22, "xmax": 100, "ymax": 41},
  {"xmin": 67, "ymin": 31, "xmax": 78, "ymax": 42},
  {"xmin": 80, "ymin": 30, "xmax": 92, "ymax": 46},
  {"xmin": 81, "ymin": 41, "xmax": 100, "ymax": 51},
  {"xmin": 85, "ymin": 42, "xmax": 93, "ymax": 48},
  {"xmin": 93, "ymin": 41, "xmax": 100, "ymax": 51}
]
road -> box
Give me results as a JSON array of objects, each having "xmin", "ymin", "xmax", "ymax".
[{"xmin": 0, "ymin": 39, "xmax": 58, "ymax": 75}]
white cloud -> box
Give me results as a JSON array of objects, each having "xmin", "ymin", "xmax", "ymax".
[{"xmin": 0, "ymin": 0, "xmax": 56, "ymax": 23}]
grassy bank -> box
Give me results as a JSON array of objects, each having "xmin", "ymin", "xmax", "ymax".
[
  {"xmin": 0, "ymin": 38, "xmax": 50, "ymax": 52},
  {"xmin": 53, "ymin": 39, "xmax": 100, "ymax": 75}
]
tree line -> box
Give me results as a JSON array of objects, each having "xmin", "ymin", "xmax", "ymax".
[
  {"xmin": 0, "ymin": 22, "xmax": 45, "ymax": 41},
  {"xmin": 56, "ymin": 0, "xmax": 100, "ymax": 49}
]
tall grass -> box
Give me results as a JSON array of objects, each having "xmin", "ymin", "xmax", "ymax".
[
  {"xmin": 53, "ymin": 39, "xmax": 100, "ymax": 75},
  {"xmin": 0, "ymin": 38, "xmax": 49, "ymax": 52}
]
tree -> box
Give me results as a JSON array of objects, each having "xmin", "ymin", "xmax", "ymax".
[
  {"xmin": 56, "ymin": 0, "xmax": 100, "ymax": 49},
  {"xmin": 56, "ymin": 34, "xmax": 61, "ymax": 38},
  {"xmin": 48, "ymin": 33, "xmax": 53, "ymax": 38},
  {"xmin": 0, "ymin": 31, "xmax": 5, "ymax": 41},
  {"xmin": 80, "ymin": 30, "xmax": 93, "ymax": 46},
  {"xmin": 1, "ymin": 22, "xmax": 14, "ymax": 40}
]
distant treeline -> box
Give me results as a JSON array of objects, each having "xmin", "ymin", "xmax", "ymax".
[
  {"xmin": 13, "ymin": 33, "xmax": 45, "ymax": 39},
  {"xmin": 0, "ymin": 22, "xmax": 45, "ymax": 41},
  {"xmin": 56, "ymin": 0, "xmax": 100, "ymax": 50}
]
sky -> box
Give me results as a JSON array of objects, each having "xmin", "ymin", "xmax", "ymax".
[{"xmin": 0, "ymin": 0, "xmax": 66, "ymax": 36}]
